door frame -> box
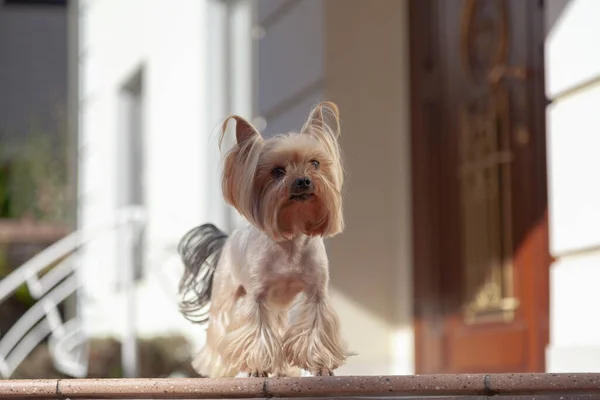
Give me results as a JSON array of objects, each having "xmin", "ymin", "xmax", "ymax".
[{"xmin": 409, "ymin": 0, "xmax": 550, "ymax": 374}]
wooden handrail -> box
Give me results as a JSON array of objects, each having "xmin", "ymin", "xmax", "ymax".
[
  {"xmin": 0, "ymin": 220, "xmax": 68, "ymax": 245},
  {"xmin": 1, "ymin": 374, "xmax": 600, "ymax": 399}
]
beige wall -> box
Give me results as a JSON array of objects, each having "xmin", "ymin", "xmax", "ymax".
[{"xmin": 324, "ymin": 0, "xmax": 414, "ymax": 375}]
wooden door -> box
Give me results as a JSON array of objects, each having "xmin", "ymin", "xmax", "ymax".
[{"xmin": 410, "ymin": 0, "xmax": 550, "ymax": 373}]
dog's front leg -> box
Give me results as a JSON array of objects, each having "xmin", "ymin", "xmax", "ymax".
[
  {"xmin": 218, "ymin": 295, "xmax": 282, "ymax": 377},
  {"xmin": 283, "ymin": 289, "xmax": 352, "ymax": 376}
]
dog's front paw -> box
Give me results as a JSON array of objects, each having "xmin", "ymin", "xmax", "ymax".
[
  {"xmin": 247, "ymin": 370, "xmax": 269, "ymax": 378},
  {"xmin": 220, "ymin": 325, "xmax": 283, "ymax": 375},
  {"xmin": 283, "ymin": 326, "xmax": 351, "ymax": 374},
  {"xmin": 314, "ymin": 367, "xmax": 334, "ymax": 376}
]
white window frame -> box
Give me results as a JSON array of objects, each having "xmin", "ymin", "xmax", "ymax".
[{"xmin": 116, "ymin": 67, "xmax": 146, "ymax": 286}]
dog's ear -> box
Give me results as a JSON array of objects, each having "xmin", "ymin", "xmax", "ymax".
[
  {"xmin": 301, "ymin": 101, "xmax": 341, "ymax": 138},
  {"xmin": 221, "ymin": 115, "xmax": 262, "ymax": 146},
  {"xmin": 219, "ymin": 115, "xmax": 264, "ymax": 222},
  {"xmin": 301, "ymin": 100, "xmax": 345, "ymax": 197}
]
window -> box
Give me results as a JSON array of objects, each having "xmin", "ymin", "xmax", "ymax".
[{"xmin": 118, "ymin": 68, "xmax": 145, "ymax": 283}]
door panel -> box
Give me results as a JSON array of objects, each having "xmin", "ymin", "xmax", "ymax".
[{"xmin": 410, "ymin": 0, "xmax": 549, "ymax": 374}]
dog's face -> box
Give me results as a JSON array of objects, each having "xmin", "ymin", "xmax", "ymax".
[{"xmin": 220, "ymin": 102, "xmax": 344, "ymax": 241}]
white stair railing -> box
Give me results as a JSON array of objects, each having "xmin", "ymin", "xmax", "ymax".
[{"xmin": 0, "ymin": 206, "xmax": 146, "ymax": 379}]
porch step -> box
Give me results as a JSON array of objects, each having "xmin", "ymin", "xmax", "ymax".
[{"xmin": 1, "ymin": 373, "xmax": 599, "ymax": 399}]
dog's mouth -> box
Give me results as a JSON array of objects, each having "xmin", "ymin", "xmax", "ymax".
[{"xmin": 290, "ymin": 193, "xmax": 314, "ymax": 202}]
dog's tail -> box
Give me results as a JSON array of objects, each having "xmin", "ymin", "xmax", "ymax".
[{"xmin": 178, "ymin": 223, "xmax": 228, "ymax": 324}]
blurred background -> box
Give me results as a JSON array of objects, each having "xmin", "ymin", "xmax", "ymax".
[{"xmin": 0, "ymin": 0, "xmax": 598, "ymax": 380}]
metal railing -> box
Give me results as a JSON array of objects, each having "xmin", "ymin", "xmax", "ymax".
[
  {"xmin": 1, "ymin": 374, "xmax": 600, "ymax": 399},
  {"xmin": 0, "ymin": 206, "xmax": 146, "ymax": 379}
]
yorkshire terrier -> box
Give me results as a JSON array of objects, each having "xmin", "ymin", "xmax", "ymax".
[{"xmin": 177, "ymin": 101, "xmax": 352, "ymax": 378}]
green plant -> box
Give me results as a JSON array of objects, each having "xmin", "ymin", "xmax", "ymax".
[
  {"xmin": 1, "ymin": 107, "xmax": 71, "ymax": 222},
  {"xmin": 0, "ymin": 245, "xmax": 35, "ymax": 309},
  {"xmin": 0, "ymin": 246, "xmax": 8, "ymax": 277}
]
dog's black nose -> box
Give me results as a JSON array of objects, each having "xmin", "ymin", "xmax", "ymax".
[{"xmin": 293, "ymin": 177, "xmax": 312, "ymax": 190}]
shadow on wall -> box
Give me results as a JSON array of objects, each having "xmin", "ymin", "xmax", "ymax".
[
  {"xmin": 545, "ymin": 0, "xmax": 572, "ymax": 37},
  {"xmin": 322, "ymin": 0, "xmax": 411, "ymax": 330}
]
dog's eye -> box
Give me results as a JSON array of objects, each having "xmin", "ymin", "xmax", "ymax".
[
  {"xmin": 311, "ymin": 160, "xmax": 320, "ymax": 169},
  {"xmin": 271, "ymin": 167, "xmax": 286, "ymax": 178}
]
